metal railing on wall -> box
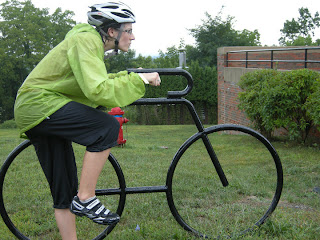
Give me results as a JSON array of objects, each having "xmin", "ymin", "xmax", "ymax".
[{"xmin": 226, "ymin": 47, "xmax": 320, "ymax": 69}]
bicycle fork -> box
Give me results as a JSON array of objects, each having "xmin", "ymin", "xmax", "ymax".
[
  {"xmin": 201, "ymin": 133, "xmax": 229, "ymax": 187},
  {"xmin": 182, "ymin": 98, "xmax": 229, "ymax": 187}
]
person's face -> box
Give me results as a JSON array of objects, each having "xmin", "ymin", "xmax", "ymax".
[{"xmin": 117, "ymin": 23, "xmax": 135, "ymax": 52}]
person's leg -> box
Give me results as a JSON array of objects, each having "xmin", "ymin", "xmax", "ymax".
[
  {"xmin": 77, "ymin": 148, "xmax": 111, "ymax": 201},
  {"xmin": 71, "ymin": 147, "xmax": 120, "ymax": 225},
  {"xmin": 26, "ymin": 134, "xmax": 79, "ymax": 239},
  {"xmin": 28, "ymin": 102, "xmax": 120, "ymax": 228},
  {"xmin": 55, "ymin": 209, "xmax": 77, "ymax": 240}
]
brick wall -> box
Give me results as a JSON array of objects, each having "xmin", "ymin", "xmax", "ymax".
[
  {"xmin": 217, "ymin": 46, "xmax": 320, "ymax": 130},
  {"xmin": 218, "ymin": 79, "xmax": 252, "ymax": 125}
]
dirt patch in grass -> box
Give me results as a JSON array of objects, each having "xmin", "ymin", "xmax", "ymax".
[
  {"xmin": 235, "ymin": 196, "xmax": 317, "ymax": 213},
  {"xmin": 278, "ymin": 200, "xmax": 317, "ymax": 212}
]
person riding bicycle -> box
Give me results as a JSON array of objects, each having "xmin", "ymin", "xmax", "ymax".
[{"xmin": 14, "ymin": 2, "xmax": 161, "ymax": 239}]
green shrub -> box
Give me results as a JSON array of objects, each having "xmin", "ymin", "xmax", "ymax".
[
  {"xmin": 306, "ymin": 78, "xmax": 320, "ymax": 130},
  {"xmin": 239, "ymin": 69, "xmax": 320, "ymax": 142},
  {"xmin": 238, "ymin": 69, "xmax": 279, "ymax": 138}
]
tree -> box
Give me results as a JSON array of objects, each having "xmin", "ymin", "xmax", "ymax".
[
  {"xmin": 0, "ymin": 0, "xmax": 76, "ymax": 122},
  {"xmin": 187, "ymin": 61, "xmax": 217, "ymax": 124},
  {"xmin": 104, "ymin": 49, "xmax": 137, "ymax": 73},
  {"xmin": 279, "ymin": 7, "xmax": 320, "ymax": 46},
  {"xmin": 188, "ymin": 9, "xmax": 261, "ymax": 67}
]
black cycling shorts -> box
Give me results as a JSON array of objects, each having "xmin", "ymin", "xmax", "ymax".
[{"xmin": 25, "ymin": 101, "xmax": 120, "ymax": 209}]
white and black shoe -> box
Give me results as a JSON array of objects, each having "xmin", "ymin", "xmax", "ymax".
[{"xmin": 70, "ymin": 196, "xmax": 120, "ymax": 225}]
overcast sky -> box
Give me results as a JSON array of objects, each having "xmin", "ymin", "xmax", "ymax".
[{"xmin": 3, "ymin": 0, "xmax": 320, "ymax": 56}]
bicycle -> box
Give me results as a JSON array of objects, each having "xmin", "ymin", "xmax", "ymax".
[{"xmin": 0, "ymin": 68, "xmax": 283, "ymax": 239}]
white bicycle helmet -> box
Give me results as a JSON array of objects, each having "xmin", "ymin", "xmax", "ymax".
[{"xmin": 88, "ymin": 1, "xmax": 135, "ymax": 27}]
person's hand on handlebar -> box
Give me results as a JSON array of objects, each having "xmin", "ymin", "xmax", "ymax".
[
  {"xmin": 137, "ymin": 67, "xmax": 161, "ymax": 86},
  {"xmin": 142, "ymin": 72, "xmax": 161, "ymax": 86}
]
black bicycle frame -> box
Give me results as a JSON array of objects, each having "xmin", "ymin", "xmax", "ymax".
[
  {"xmin": 1, "ymin": 68, "xmax": 283, "ymax": 240},
  {"xmin": 128, "ymin": 68, "xmax": 229, "ymax": 187}
]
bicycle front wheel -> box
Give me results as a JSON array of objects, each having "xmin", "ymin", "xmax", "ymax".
[
  {"xmin": 166, "ymin": 124, "xmax": 283, "ymax": 239},
  {"xmin": 0, "ymin": 140, "xmax": 125, "ymax": 240}
]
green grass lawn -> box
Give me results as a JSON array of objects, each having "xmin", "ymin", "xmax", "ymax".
[{"xmin": 0, "ymin": 125, "xmax": 319, "ymax": 239}]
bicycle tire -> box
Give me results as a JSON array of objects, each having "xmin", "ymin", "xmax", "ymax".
[
  {"xmin": 0, "ymin": 140, "xmax": 126, "ymax": 240},
  {"xmin": 166, "ymin": 124, "xmax": 283, "ymax": 239}
]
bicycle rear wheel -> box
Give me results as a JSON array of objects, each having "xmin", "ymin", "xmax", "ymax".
[
  {"xmin": 0, "ymin": 140, "xmax": 126, "ymax": 240},
  {"xmin": 166, "ymin": 124, "xmax": 283, "ymax": 239}
]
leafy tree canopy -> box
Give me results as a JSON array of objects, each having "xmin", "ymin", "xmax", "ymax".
[
  {"xmin": 279, "ymin": 7, "xmax": 320, "ymax": 46},
  {"xmin": 0, "ymin": 0, "xmax": 76, "ymax": 122},
  {"xmin": 0, "ymin": 0, "xmax": 76, "ymax": 69},
  {"xmin": 187, "ymin": 8, "xmax": 261, "ymax": 67}
]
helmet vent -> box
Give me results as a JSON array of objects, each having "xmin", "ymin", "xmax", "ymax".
[
  {"xmin": 123, "ymin": 9, "xmax": 135, "ymax": 17},
  {"xmin": 112, "ymin": 12, "xmax": 130, "ymax": 18},
  {"xmin": 102, "ymin": 6, "xmax": 119, "ymax": 9},
  {"xmin": 93, "ymin": 15, "xmax": 104, "ymax": 20}
]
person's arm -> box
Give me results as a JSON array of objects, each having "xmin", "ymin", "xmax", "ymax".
[{"xmin": 68, "ymin": 33, "xmax": 146, "ymax": 107}]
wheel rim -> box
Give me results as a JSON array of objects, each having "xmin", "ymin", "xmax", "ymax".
[
  {"xmin": 166, "ymin": 124, "xmax": 283, "ymax": 238},
  {"xmin": 0, "ymin": 141, "xmax": 126, "ymax": 240}
]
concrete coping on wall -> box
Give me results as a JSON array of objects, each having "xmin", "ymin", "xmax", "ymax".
[
  {"xmin": 223, "ymin": 67, "xmax": 257, "ymax": 84},
  {"xmin": 224, "ymin": 67, "xmax": 291, "ymax": 85}
]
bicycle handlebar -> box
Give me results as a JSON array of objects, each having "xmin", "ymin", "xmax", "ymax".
[{"xmin": 127, "ymin": 68, "xmax": 193, "ymax": 98}]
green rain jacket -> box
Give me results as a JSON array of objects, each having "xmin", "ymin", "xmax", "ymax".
[{"xmin": 14, "ymin": 24, "xmax": 145, "ymax": 138}]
